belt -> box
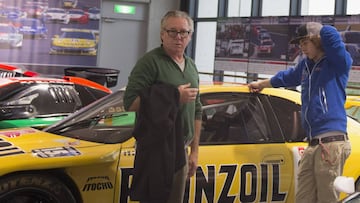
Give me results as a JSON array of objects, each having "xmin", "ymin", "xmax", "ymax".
[{"xmin": 309, "ymin": 134, "xmax": 348, "ymax": 146}]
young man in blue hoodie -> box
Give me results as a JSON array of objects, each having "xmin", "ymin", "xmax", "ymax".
[{"xmin": 248, "ymin": 22, "xmax": 352, "ymax": 203}]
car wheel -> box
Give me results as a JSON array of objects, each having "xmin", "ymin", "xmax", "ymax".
[{"xmin": 0, "ymin": 173, "xmax": 76, "ymax": 203}]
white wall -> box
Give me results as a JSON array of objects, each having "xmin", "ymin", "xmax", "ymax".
[{"xmin": 146, "ymin": 0, "xmax": 180, "ymax": 51}]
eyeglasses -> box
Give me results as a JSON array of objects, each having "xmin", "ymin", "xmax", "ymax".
[{"xmin": 164, "ymin": 29, "xmax": 192, "ymax": 38}]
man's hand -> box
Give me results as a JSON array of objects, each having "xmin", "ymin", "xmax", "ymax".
[
  {"xmin": 306, "ymin": 22, "xmax": 323, "ymax": 37},
  {"xmin": 248, "ymin": 79, "xmax": 271, "ymax": 93},
  {"xmin": 187, "ymin": 150, "xmax": 198, "ymax": 178},
  {"xmin": 248, "ymin": 81, "xmax": 263, "ymax": 93},
  {"xmin": 178, "ymin": 83, "xmax": 198, "ymax": 104}
]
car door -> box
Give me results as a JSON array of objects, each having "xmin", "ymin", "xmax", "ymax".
[
  {"xmin": 265, "ymin": 93, "xmax": 308, "ymax": 200},
  {"xmin": 185, "ymin": 92, "xmax": 295, "ymax": 203}
]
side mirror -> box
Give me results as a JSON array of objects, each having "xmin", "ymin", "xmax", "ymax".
[{"xmin": 334, "ymin": 176, "xmax": 355, "ymax": 194}]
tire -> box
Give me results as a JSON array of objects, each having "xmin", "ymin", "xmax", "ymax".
[{"xmin": 0, "ymin": 173, "xmax": 77, "ymax": 203}]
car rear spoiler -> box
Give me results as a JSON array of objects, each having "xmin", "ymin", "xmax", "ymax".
[
  {"xmin": 64, "ymin": 67, "xmax": 119, "ymax": 88},
  {"xmin": 0, "ymin": 64, "xmax": 38, "ymax": 77}
]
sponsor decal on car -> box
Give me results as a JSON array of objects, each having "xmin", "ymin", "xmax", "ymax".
[
  {"xmin": 32, "ymin": 146, "xmax": 81, "ymax": 158},
  {"xmin": 119, "ymin": 163, "xmax": 288, "ymax": 203},
  {"xmin": 82, "ymin": 176, "xmax": 114, "ymax": 192},
  {"xmin": 0, "ymin": 129, "xmax": 37, "ymax": 138},
  {"xmin": 121, "ymin": 149, "xmax": 135, "ymax": 157}
]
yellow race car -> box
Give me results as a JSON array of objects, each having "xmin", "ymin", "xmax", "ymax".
[
  {"xmin": 50, "ymin": 28, "xmax": 97, "ymax": 56},
  {"xmin": 0, "ymin": 84, "xmax": 359, "ymax": 203}
]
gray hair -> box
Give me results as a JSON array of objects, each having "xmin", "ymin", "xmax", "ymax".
[{"xmin": 160, "ymin": 10, "xmax": 194, "ymax": 32}]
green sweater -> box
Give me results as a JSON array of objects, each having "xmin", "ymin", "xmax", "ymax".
[{"xmin": 124, "ymin": 46, "xmax": 202, "ymax": 143}]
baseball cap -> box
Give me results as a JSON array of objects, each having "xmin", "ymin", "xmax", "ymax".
[
  {"xmin": 290, "ymin": 22, "xmax": 323, "ymax": 44},
  {"xmin": 289, "ymin": 24, "xmax": 308, "ymax": 44}
]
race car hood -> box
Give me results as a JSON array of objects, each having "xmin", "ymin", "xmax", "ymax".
[
  {"xmin": 52, "ymin": 38, "xmax": 96, "ymax": 48},
  {"xmin": 0, "ymin": 128, "xmax": 121, "ymax": 175}
]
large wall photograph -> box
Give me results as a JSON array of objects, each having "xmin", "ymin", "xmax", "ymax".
[
  {"xmin": 214, "ymin": 15, "xmax": 360, "ymax": 83},
  {"xmin": 0, "ymin": 0, "xmax": 100, "ymax": 67}
]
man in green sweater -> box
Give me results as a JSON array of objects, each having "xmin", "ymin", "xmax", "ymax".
[{"xmin": 123, "ymin": 10, "xmax": 202, "ymax": 203}]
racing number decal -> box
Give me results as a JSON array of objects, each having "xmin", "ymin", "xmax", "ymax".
[{"xmin": 119, "ymin": 163, "xmax": 287, "ymax": 203}]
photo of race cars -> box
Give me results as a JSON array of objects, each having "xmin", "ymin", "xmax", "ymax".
[
  {"xmin": 214, "ymin": 15, "xmax": 360, "ymax": 82},
  {"xmin": 0, "ymin": 0, "xmax": 100, "ymax": 66}
]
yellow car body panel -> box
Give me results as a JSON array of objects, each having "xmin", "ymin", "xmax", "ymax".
[
  {"xmin": 345, "ymin": 95, "xmax": 360, "ymax": 121},
  {"xmin": 345, "ymin": 95, "xmax": 360, "ymax": 109},
  {"xmin": 0, "ymin": 84, "xmax": 359, "ymax": 203},
  {"xmin": 0, "ymin": 128, "xmax": 126, "ymax": 203}
]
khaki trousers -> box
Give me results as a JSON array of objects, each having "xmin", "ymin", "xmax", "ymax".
[{"xmin": 295, "ymin": 140, "xmax": 351, "ymax": 203}]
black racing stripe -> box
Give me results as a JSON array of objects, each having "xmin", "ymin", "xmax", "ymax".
[
  {"xmin": 0, "ymin": 147, "xmax": 18, "ymax": 152},
  {"xmin": 0, "ymin": 142, "xmax": 11, "ymax": 147},
  {"xmin": 0, "ymin": 151, "xmax": 25, "ymax": 157}
]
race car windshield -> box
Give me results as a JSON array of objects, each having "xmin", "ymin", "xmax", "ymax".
[
  {"xmin": 44, "ymin": 90, "xmax": 136, "ymax": 144},
  {"xmin": 89, "ymin": 8, "xmax": 100, "ymax": 14},
  {"xmin": 62, "ymin": 32, "xmax": 95, "ymax": 40}
]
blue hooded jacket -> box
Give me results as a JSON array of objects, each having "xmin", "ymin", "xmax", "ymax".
[{"xmin": 270, "ymin": 25, "xmax": 353, "ymax": 138}]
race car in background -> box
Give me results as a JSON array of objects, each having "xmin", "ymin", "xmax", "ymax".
[
  {"xmin": 68, "ymin": 8, "xmax": 89, "ymax": 24},
  {"xmin": 42, "ymin": 7, "xmax": 70, "ymax": 24},
  {"xmin": 0, "ymin": 63, "xmax": 120, "ymax": 88},
  {"xmin": 225, "ymin": 39, "xmax": 250, "ymax": 57},
  {"xmin": 62, "ymin": 0, "xmax": 78, "ymax": 8},
  {"xmin": 256, "ymin": 32, "xmax": 275, "ymax": 56},
  {"xmin": 87, "ymin": 7, "xmax": 100, "ymax": 20},
  {"xmin": 50, "ymin": 28, "xmax": 98, "ymax": 56},
  {"xmin": 0, "ymin": 84, "xmax": 358, "ymax": 202},
  {"xmin": 257, "ymin": 40, "xmax": 274, "ymax": 56},
  {"xmin": 0, "ymin": 6, "xmax": 27, "ymax": 21},
  {"xmin": 0, "ymin": 23, "xmax": 23, "ymax": 48},
  {"xmin": 11, "ymin": 18, "xmax": 48, "ymax": 39},
  {"xmin": 0, "ymin": 76, "xmax": 111, "ymax": 129}
]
